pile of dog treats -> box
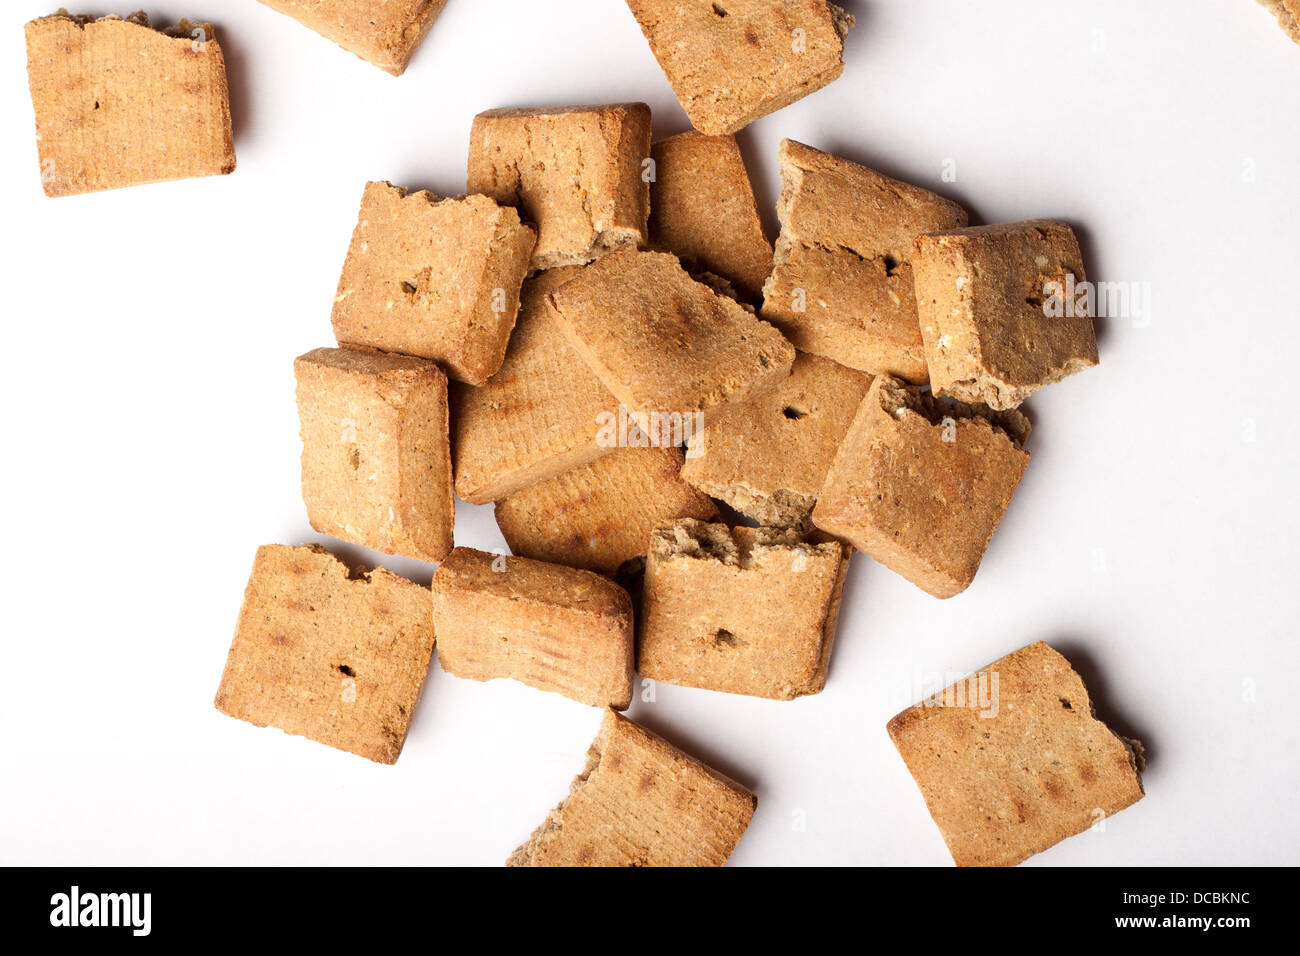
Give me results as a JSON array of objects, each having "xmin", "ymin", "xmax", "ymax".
[{"xmin": 28, "ymin": 1, "xmax": 1186, "ymax": 866}]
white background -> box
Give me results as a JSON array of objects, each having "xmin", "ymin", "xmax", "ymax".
[{"xmin": 1, "ymin": 0, "xmax": 1297, "ymax": 867}]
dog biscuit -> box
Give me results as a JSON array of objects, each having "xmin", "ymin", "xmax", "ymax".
[{"xmin": 215, "ymin": 544, "xmax": 436, "ymax": 764}]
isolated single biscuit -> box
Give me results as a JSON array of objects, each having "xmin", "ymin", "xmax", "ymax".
[
  {"xmin": 468, "ymin": 104, "xmax": 652, "ymax": 270},
  {"xmin": 24, "ymin": 11, "xmax": 235, "ymax": 197},
  {"xmin": 887, "ymin": 641, "xmax": 1145, "ymax": 867},
  {"xmin": 494, "ymin": 447, "xmax": 719, "ymax": 576},
  {"xmin": 331, "ymin": 181, "xmax": 535, "ymax": 385},
  {"xmin": 1258, "ymin": 0, "xmax": 1300, "ymax": 44},
  {"xmin": 761, "ymin": 140, "xmax": 968, "ymax": 382},
  {"xmin": 295, "ymin": 347, "xmax": 454, "ymax": 563},
  {"xmin": 547, "ymin": 247, "xmax": 795, "ymax": 425},
  {"xmin": 258, "ymin": 0, "xmax": 447, "ymax": 75},
  {"xmin": 649, "ymin": 132, "xmax": 773, "ymax": 302},
  {"xmin": 681, "ymin": 352, "xmax": 871, "ymax": 529},
  {"xmin": 508, "ymin": 709, "xmax": 756, "ymax": 866},
  {"xmin": 214, "ymin": 544, "xmax": 436, "ymax": 764},
  {"xmin": 913, "ymin": 220, "xmax": 1099, "ymax": 410},
  {"xmin": 432, "ymin": 548, "xmax": 635, "ymax": 709},
  {"xmin": 812, "ymin": 375, "xmax": 1030, "ymax": 599},
  {"xmin": 637, "ymin": 520, "xmax": 849, "ymax": 700},
  {"xmin": 452, "ymin": 268, "xmax": 619, "ymax": 504},
  {"xmin": 624, "ymin": 0, "xmax": 853, "ymax": 135}
]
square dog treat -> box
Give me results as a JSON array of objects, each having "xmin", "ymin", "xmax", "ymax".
[
  {"xmin": 624, "ymin": 1, "xmax": 853, "ymax": 135},
  {"xmin": 813, "ymin": 375, "xmax": 1030, "ymax": 599},
  {"xmin": 913, "ymin": 220, "xmax": 1099, "ymax": 410},
  {"xmin": 508, "ymin": 709, "xmax": 756, "ymax": 866},
  {"xmin": 295, "ymin": 347, "xmax": 454, "ymax": 563},
  {"xmin": 25, "ymin": 12, "xmax": 235, "ymax": 197},
  {"xmin": 452, "ymin": 268, "xmax": 619, "ymax": 504},
  {"xmin": 495, "ymin": 447, "xmax": 718, "ymax": 576},
  {"xmin": 331, "ymin": 181, "xmax": 535, "ymax": 385},
  {"xmin": 649, "ymin": 132, "xmax": 773, "ymax": 302},
  {"xmin": 887, "ymin": 641, "xmax": 1145, "ymax": 867},
  {"xmin": 214, "ymin": 544, "xmax": 436, "ymax": 764},
  {"xmin": 637, "ymin": 520, "xmax": 850, "ymax": 700},
  {"xmin": 761, "ymin": 140, "xmax": 968, "ymax": 383},
  {"xmin": 431, "ymin": 548, "xmax": 635, "ymax": 709},
  {"xmin": 682, "ymin": 352, "xmax": 871, "ymax": 529},
  {"xmin": 1258, "ymin": 0, "xmax": 1300, "ymax": 45},
  {"xmin": 547, "ymin": 247, "xmax": 795, "ymax": 425},
  {"xmin": 258, "ymin": 0, "xmax": 447, "ymax": 75},
  {"xmin": 468, "ymin": 104, "xmax": 652, "ymax": 270}
]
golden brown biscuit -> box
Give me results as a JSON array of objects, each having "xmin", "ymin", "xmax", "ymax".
[
  {"xmin": 330, "ymin": 182, "xmax": 535, "ymax": 385},
  {"xmin": 636, "ymin": 520, "xmax": 850, "ymax": 700},
  {"xmin": 887, "ymin": 641, "xmax": 1145, "ymax": 867},
  {"xmin": 623, "ymin": 0, "xmax": 853, "ymax": 135},
  {"xmin": 494, "ymin": 447, "xmax": 719, "ymax": 576},
  {"xmin": 812, "ymin": 375, "xmax": 1030, "ymax": 599},
  {"xmin": 508, "ymin": 709, "xmax": 756, "ymax": 866},
  {"xmin": 649, "ymin": 132, "xmax": 773, "ymax": 302},
  {"xmin": 547, "ymin": 247, "xmax": 795, "ymax": 426},
  {"xmin": 24, "ymin": 11, "xmax": 235, "ymax": 197},
  {"xmin": 295, "ymin": 347, "xmax": 453, "ymax": 563},
  {"xmin": 681, "ymin": 351, "xmax": 871, "ymax": 529},
  {"xmin": 761, "ymin": 140, "xmax": 968, "ymax": 383},
  {"xmin": 214, "ymin": 544, "xmax": 436, "ymax": 764},
  {"xmin": 913, "ymin": 220, "xmax": 1099, "ymax": 410},
  {"xmin": 258, "ymin": 0, "xmax": 447, "ymax": 75},
  {"xmin": 1258, "ymin": 0, "xmax": 1300, "ymax": 44},
  {"xmin": 432, "ymin": 548, "xmax": 635, "ymax": 709},
  {"xmin": 468, "ymin": 104, "xmax": 652, "ymax": 270},
  {"xmin": 452, "ymin": 268, "xmax": 619, "ymax": 505}
]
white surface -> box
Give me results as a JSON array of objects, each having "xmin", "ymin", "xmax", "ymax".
[{"xmin": 1, "ymin": 0, "xmax": 1297, "ymax": 867}]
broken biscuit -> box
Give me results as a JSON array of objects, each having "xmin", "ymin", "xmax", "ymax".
[
  {"xmin": 468, "ymin": 103, "xmax": 652, "ymax": 270},
  {"xmin": 1258, "ymin": 0, "xmax": 1300, "ymax": 45},
  {"xmin": 681, "ymin": 351, "xmax": 871, "ymax": 529},
  {"xmin": 887, "ymin": 641, "xmax": 1145, "ymax": 867},
  {"xmin": 637, "ymin": 520, "xmax": 850, "ymax": 700},
  {"xmin": 913, "ymin": 220, "xmax": 1099, "ymax": 410},
  {"xmin": 649, "ymin": 131, "xmax": 773, "ymax": 302},
  {"xmin": 331, "ymin": 181, "xmax": 535, "ymax": 385},
  {"xmin": 24, "ymin": 11, "xmax": 235, "ymax": 197},
  {"xmin": 547, "ymin": 247, "xmax": 795, "ymax": 425},
  {"xmin": 215, "ymin": 544, "xmax": 436, "ymax": 764},
  {"xmin": 761, "ymin": 140, "xmax": 968, "ymax": 382},
  {"xmin": 508, "ymin": 709, "xmax": 756, "ymax": 866},
  {"xmin": 257, "ymin": 0, "xmax": 447, "ymax": 75},
  {"xmin": 624, "ymin": 0, "xmax": 853, "ymax": 135},
  {"xmin": 812, "ymin": 374, "xmax": 1029, "ymax": 599}
]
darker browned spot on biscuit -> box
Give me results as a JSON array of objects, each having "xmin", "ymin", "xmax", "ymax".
[{"xmin": 1042, "ymin": 776, "xmax": 1066, "ymax": 801}]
